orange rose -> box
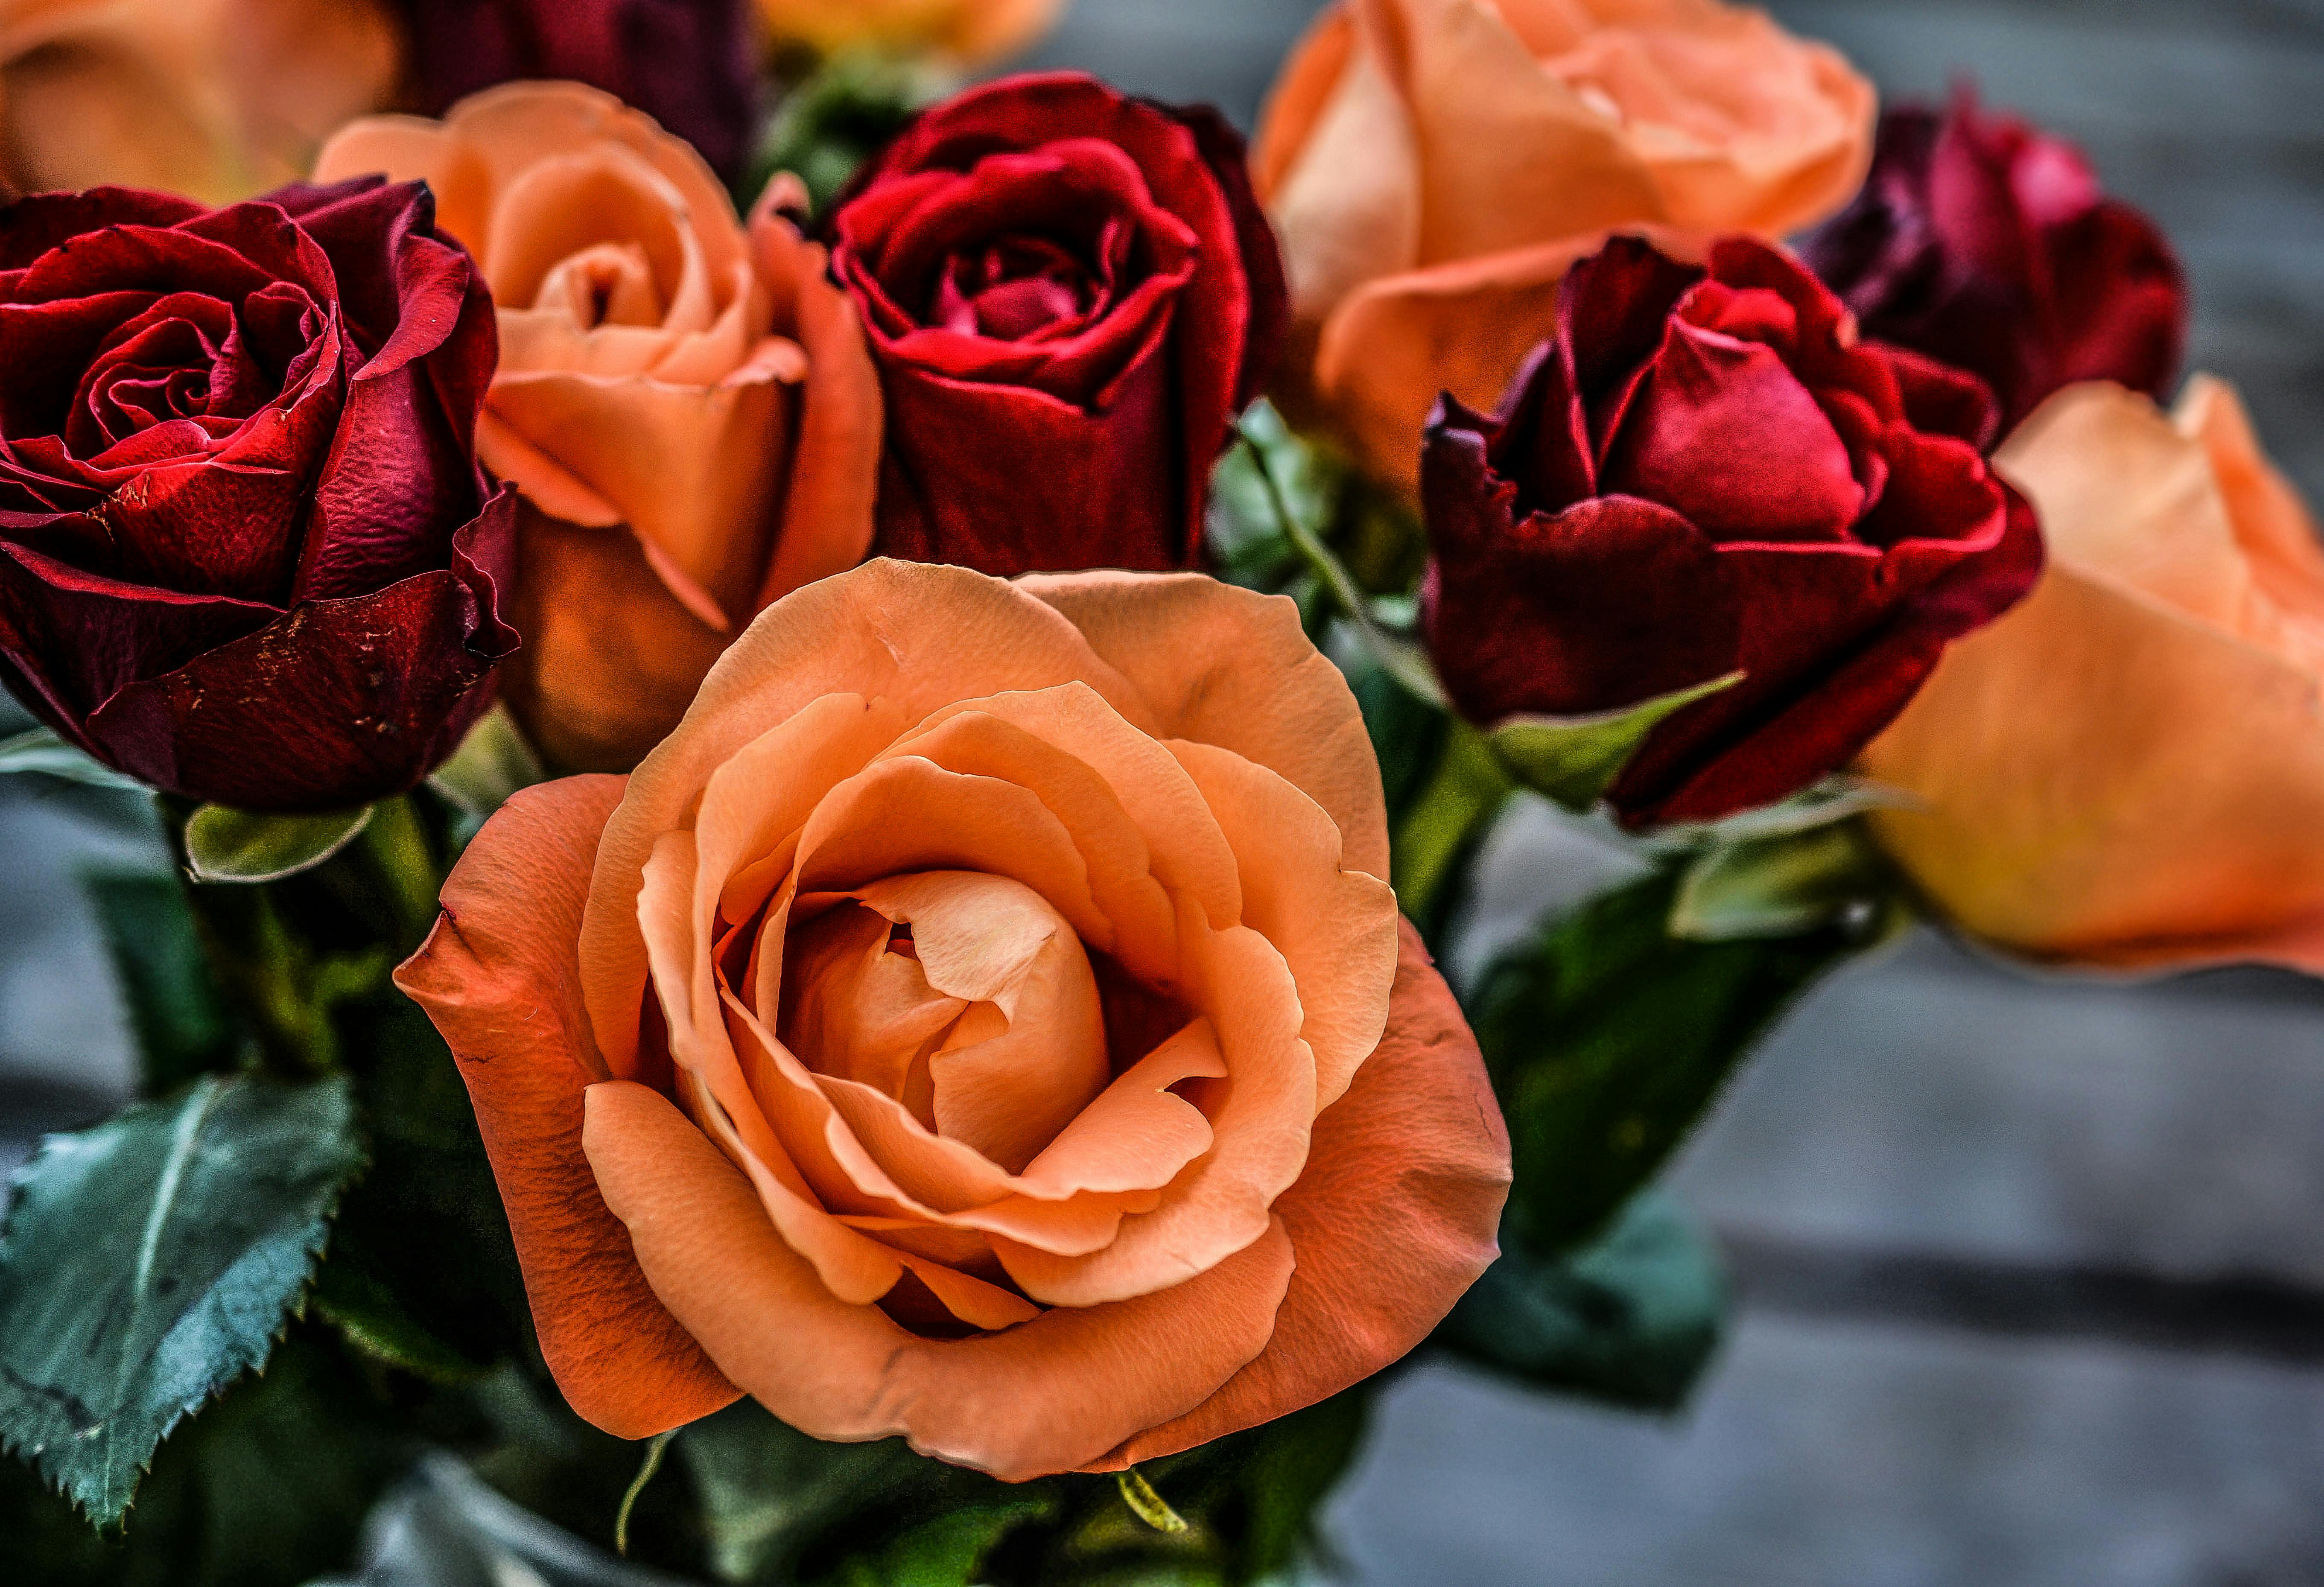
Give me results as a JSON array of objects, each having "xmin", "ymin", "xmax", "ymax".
[
  {"xmin": 1254, "ymin": 0, "xmax": 1874, "ymax": 492},
  {"xmin": 1861, "ymin": 376, "xmax": 2324, "ymax": 973},
  {"xmin": 752, "ymin": 0, "xmax": 1066, "ymax": 64},
  {"xmin": 0, "ymin": 0, "xmax": 400, "ymax": 201},
  {"xmin": 396, "ymin": 559, "xmax": 1510, "ymax": 1479},
  {"xmin": 315, "ymin": 82, "xmax": 882, "ymax": 773}
]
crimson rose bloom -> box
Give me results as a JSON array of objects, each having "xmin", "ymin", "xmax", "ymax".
[
  {"xmin": 831, "ymin": 73, "xmax": 1285, "ymax": 576},
  {"xmin": 1421, "ymin": 235, "xmax": 2042, "ymax": 828},
  {"xmin": 0, "ymin": 179, "xmax": 516, "ymax": 812},
  {"xmin": 391, "ymin": 0, "xmax": 758, "ymax": 182},
  {"xmin": 1798, "ymin": 88, "xmax": 2186, "ymax": 434}
]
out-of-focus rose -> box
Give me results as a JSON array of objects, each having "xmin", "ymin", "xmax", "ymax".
[
  {"xmin": 1799, "ymin": 88, "xmax": 2187, "ymax": 435},
  {"xmin": 753, "ymin": 0, "xmax": 1065, "ymax": 66},
  {"xmin": 0, "ymin": 178, "xmax": 514, "ymax": 810},
  {"xmin": 829, "ymin": 73, "xmax": 1285, "ymax": 576},
  {"xmin": 0, "ymin": 0, "xmax": 401, "ymax": 203},
  {"xmin": 317, "ymin": 83, "xmax": 881, "ymax": 774},
  {"xmin": 396, "ymin": 558, "xmax": 1509, "ymax": 1478},
  {"xmin": 1420, "ymin": 235, "xmax": 2041, "ymax": 827},
  {"xmin": 387, "ymin": 0, "xmax": 759, "ymax": 182},
  {"xmin": 1253, "ymin": 0, "xmax": 1874, "ymax": 493},
  {"xmin": 1861, "ymin": 377, "xmax": 2324, "ymax": 972}
]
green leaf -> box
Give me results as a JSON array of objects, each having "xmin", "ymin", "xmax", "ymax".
[
  {"xmin": 1438, "ymin": 1190, "xmax": 1728, "ymax": 1412},
  {"xmin": 1472, "ymin": 867, "xmax": 1870, "ymax": 1254},
  {"xmin": 1488, "ymin": 671, "xmax": 1743, "ymax": 812},
  {"xmin": 0, "ymin": 1328, "xmax": 413, "ymax": 1587},
  {"xmin": 746, "ymin": 50, "xmax": 942, "ymax": 216},
  {"xmin": 679, "ymin": 1401, "xmax": 961, "ymax": 1584},
  {"xmin": 0, "ymin": 727, "xmax": 145, "ymax": 792},
  {"xmin": 315, "ymin": 997, "xmax": 526, "ymax": 1383},
  {"xmin": 183, "ymin": 803, "xmax": 374, "ymax": 884},
  {"xmin": 0, "ymin": 1074, "xmax": 365, "ymax": 1525},
  {"xmin": 80, "ymin": 866, "xmax": 242, "ymax": 1094},
  {"xmin": 1231, "ymin": 404, "xmax": 1446, "ymax": 707},
  {"xmin": 1668, "ymin": 819, "xmax": 1911, "ymax": 943},
  {"xmin": 826, "ymin": 1496, "xmax": 1054, "ymax": 1587},
  {"xmin": 1645, "ymin": 774, "xmax": 1911, "ymax": 852},
  {"xmin": 426, "ymin": 705, "xmax": 545, "ymax": 820},
  {"xmin": 1350, "ymin": 649, "xmax": 1452, "ymax": 829},
  {"xmin": 1390, "ymin": 719, "xmax": 1511, "ymax": 937}
]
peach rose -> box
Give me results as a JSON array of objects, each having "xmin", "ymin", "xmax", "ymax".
[
  {"xmin": 0, "ymin": 0, "xmax": 400, "ymax": 201},
  {"xmin": 1860, "ymin": 376, "xmax": 2324, "ymax": 973},
  {"xmin": 396, "ymin": 559, "xmax": 1510, "ymax": 1479},
  {"xmin": 752, "ymin": 0, "xmax": 1065, "ymax": 64},
  {"xmin": 315, "ymin": 82, "xmax": 882, "ymax": 773},
  {"xmin": 1254, "ymin": 0, "xmax": 1874, "ymax": 492}
]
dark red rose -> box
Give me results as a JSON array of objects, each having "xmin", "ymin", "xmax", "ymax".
[
  {"xmin": 1798, "ymin": 87, "xmax": 2187, "ymax": 434},
  {"xmin": 1420, "ymin": 235, "xmax": 2043, "ymax": 828},
  {"xmin": 830, "ymin": 72, "xmax": 1286, "ymax": 576},
  {"xmin": 0, "ymin": 178, "xmax": 517, "ymax": 812},
  {"xmin": 390, "ymin": 0, "xmax": 758, "ymax": 182}
]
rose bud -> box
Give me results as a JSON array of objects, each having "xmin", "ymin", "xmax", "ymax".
[
  {"xmin": 1253, "ymin": 0, "xmax": 1874, "ymax": 494},
  {"xmin": 0, "ymin": 0, "xmax": 402, "ymax": 203},
  {"xmin": 317, "ymin": 83, "xmax": 882, "ymax": 775},
  {"xmin": 1861, "ymin": 378, "xmax": 2324, "ymax": 974},
  {"xmin": 1420, "ymin": 235, "xmax": 2042, "ymax": 828},
  {"xmin": 396, "ymin": 559, "xmax": 1509, "ymax": 1478},
  {"xmin": 752, "ymin": 0, "xmax": 1066, "ymax": 65},
  {"xmin": 1799, "ymin": 88, "xmax": 2187, "ymax": 435},
  {"xmin": 387, "ymin": 0, "xmax": 759, "ymax": 183},
  {"xmin": 829, "ymin": 72, "xmax": 1287, "ymax": 576},
  {"xmin": 0, "ymin": 178, "xmax": 516, "ymax": 812}
]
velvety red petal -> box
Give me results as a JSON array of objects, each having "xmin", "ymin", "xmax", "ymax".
[{"xmin": 79, "ymin": 488, "xmax": 519, "ymax": 810}]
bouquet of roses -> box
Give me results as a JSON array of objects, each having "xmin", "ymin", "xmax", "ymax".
[{"xmin": 2, "ymin": 0, "xmax": 2317, "ymax": 1583}]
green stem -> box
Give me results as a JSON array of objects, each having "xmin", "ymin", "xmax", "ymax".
[
  {"xmin": 614, "ymin": 1430, "xmax": 675, "ymax": 1557},
  {"xmin": 1393, "ymin": 720, "xmax": 1515, "ymax": 929},
  {"xmin": 1115, "ymin": 1467, "xmax": 1188, "ymax": 1534}
]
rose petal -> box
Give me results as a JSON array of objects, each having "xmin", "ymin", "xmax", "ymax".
[
  {"xmin": 392, "ymin": 776, "xmax": 739, "ymax": 1439},
  {"xmin": 585, "ymin": 1077, "xmax": 1296, "ymax": 1482},
  {"xmin": 1096, "ymin": 918, "xmax": 1508, "ymax": 1466},
  {"xmin": 1016, "ymin": 571, "xmax": 1392, "ymax": 881}
]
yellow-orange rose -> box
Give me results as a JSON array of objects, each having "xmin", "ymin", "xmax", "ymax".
[
  {"xmin": 0, "ymin": 0, "xmax": 399, "ymax": 201},
  {"xmin": 752, "ymin": 0, "xmax": 1066, "ymax": 65},
  {"xmin": 1254, "ymin": 0, "xmax": 1874, "ymax": 492},
  {"xmin": 315, "ymin": 82, "xmax": 882, "ymax": 773},
  {"xmin": 396, "ymin": 559, "xmax": 1510, "ymax": 1479},
  {"xmin": 1861, "ymin": 376, "xmax": 2324, "ymax": 973}
]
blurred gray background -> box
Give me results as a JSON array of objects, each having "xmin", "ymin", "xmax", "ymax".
[{"xmin": 8, "ymin": 0, "xmax": 2324, "ymax": 1582}]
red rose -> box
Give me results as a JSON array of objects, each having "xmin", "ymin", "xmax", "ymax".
[
  {"xmin": 0, "ymin": 179, "xmax": 515, "ymax": 812},
  {"xmin": 390, "ymin": 0, "xmax": 759, "ymax": 182},
  {"xmin": 831, "ymin": 73, "xmax": 1286, "ymax": 576},
  {"xmin": 1798, "ymin": 87, "xmax": 2187, "ymax": 434},
  {"xmin": 1420, "ymin": 235, "xmax": 2042, "ymax": 828}
]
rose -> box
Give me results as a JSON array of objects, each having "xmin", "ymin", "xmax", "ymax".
[
  {"xmin": 396, "ymin": 558, "xmax": 1510, "ymax": 1477},
  {"xmin": 0, "ymin": 178, "xmax": 515, "ymax": 811},
  {"xmin": 1798, "ymin": 88, "xmax": 2187, "ymax": 437},
  {"xmin": 1860, "ymin": 377, "xmax": 2324, "ymax": 972},
  {"xmin": 387, "ymin": 0, "xmax": 759, "ymax": 182},
  {"xmin": 752, "ymin": 0, "xmax": 1066, "ymax": 65},
  {"xmin": 1419, "ymin": 235, "xmax": 2042, "ymax": 827},
  {"xmin": 829, "ymin": 72, "xmax": 1285, "ymax": 577},
  {"xmin": 0, "ymin": 0, "xmax": 401, "ymax": 203},
  {"xmin": 1253, "ymin": 0, "xmax": 1874, "ymax": 493},
  {"xmin": 316, "ymin": 83, "xmax": 882, "ymax": 775}
]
